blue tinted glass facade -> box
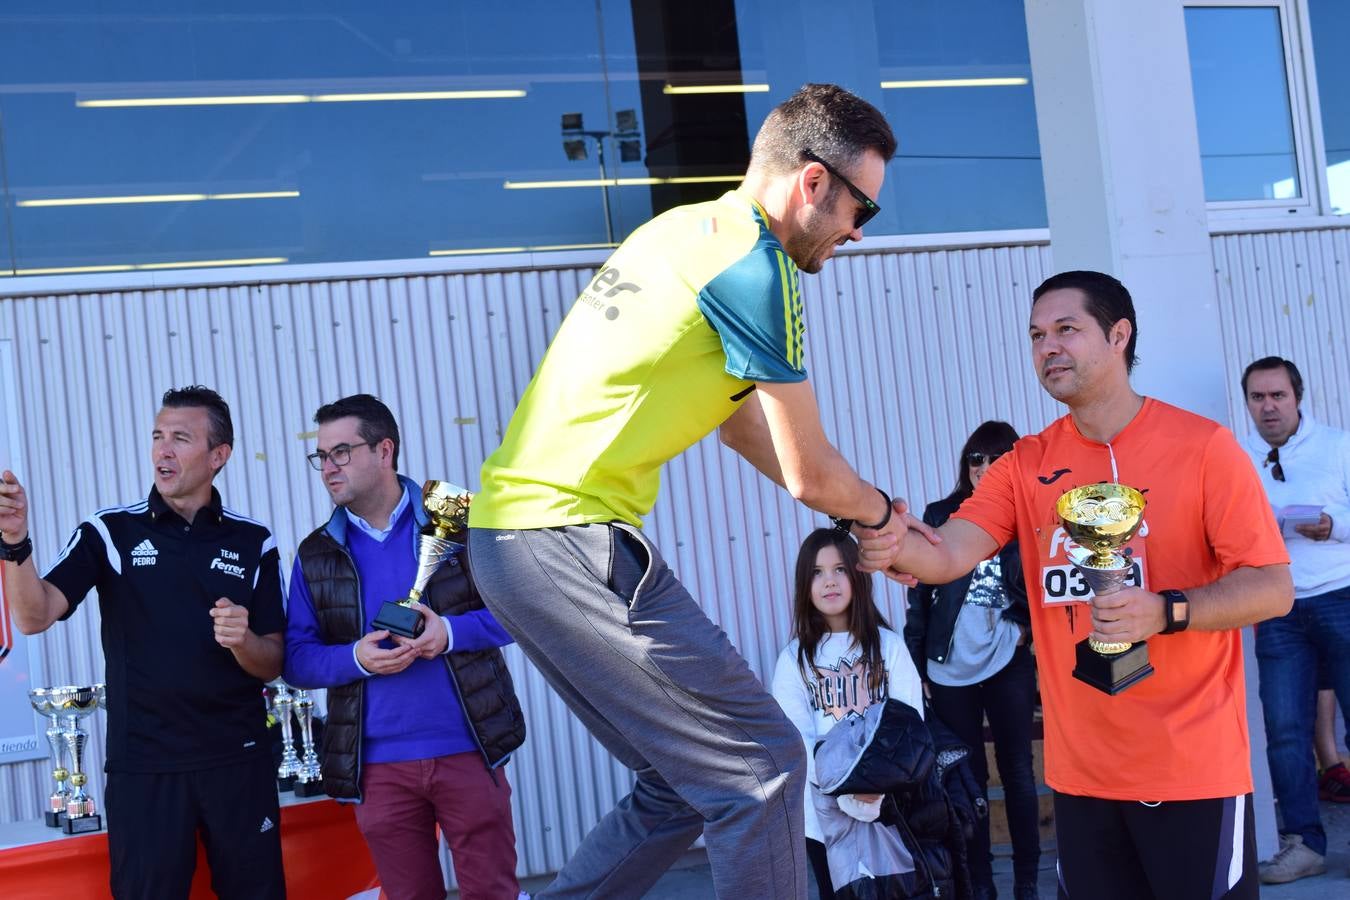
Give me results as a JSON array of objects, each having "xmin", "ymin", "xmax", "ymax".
[
  {"xmin": 1185, "ymin": 6, "xmax": 1300, "ymax": 203},
  {"xmin": 1308, "ymin": 0, "xmax": 1350, "ymax": 215},
  {"xmin": 0, "ymin": 1, "xmax": 1050, "ymax": 276}
]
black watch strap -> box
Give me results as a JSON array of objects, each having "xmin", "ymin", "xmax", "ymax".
[
  {"xmin": 830, "ymin": 488, "xmax": 893, "ymax": 534},
  {"xmin": 1160, "ymin": 589, "xmax": 1190, "ymax": 634},
  {"xmin": 0, "ymin": 534, "xmax": 33, "ymax": 567}
]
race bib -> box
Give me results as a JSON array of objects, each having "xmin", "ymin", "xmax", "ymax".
[{"xmin": 1038, "ymin": 522, "xmax": 1149, "ymax": 606}]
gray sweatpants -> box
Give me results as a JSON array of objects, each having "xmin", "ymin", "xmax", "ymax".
[{"xmin": 468, "ymin": 523, "xmax": 807, "ymax": 899}]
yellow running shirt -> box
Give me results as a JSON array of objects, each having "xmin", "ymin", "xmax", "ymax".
[{"xmin": 471, "ymin": 191, "xmax": 806, "ymax": 529}]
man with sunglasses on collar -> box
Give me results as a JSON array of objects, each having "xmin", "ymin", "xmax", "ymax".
[
  {"xmin": 1240, "ymin": 356, "xmax": 1350, "ymax": 885},
  {"xmin": 469, "ymin": 84, "xmax": 912, "ymax": 899}
]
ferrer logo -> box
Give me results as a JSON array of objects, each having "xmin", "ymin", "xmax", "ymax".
[
  {"xmin": 131, "ymin": 539, "xmax": 158, "ymax": 567},
  {"xmin": 210, "ymin": 553, "xmax": 246, "ymax": 579}
]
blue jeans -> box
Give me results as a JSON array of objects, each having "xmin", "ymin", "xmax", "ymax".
[{"xmin": 1255, "ymin": 585, "xmax": 1350, "ymax": 856}]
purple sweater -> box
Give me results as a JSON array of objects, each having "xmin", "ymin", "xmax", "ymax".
[{"xmin": 284, "ymin": 495, "xmax": 513, "ymax": 764}]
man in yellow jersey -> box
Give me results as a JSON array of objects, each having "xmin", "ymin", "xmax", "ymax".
[{"xmin": 469, "ymin": 84, "xmax": 908, "ymax": 899}]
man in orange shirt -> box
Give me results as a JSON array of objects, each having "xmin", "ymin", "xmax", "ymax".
[{"xmin": 860, "ymin": 270, "xmax": 1293, "ymax": 900}]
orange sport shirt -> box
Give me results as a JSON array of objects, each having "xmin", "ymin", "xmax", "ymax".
[{"xmin": 954, "ymin": 398, "xmax": 1289, "ymax": 801}]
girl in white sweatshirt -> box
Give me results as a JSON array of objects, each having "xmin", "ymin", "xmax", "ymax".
[{"xmin": 771, "ymin": 528, "xmax": 924, "ymax": 899}]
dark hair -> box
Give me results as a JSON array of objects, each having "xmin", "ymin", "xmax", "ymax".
[
  {"xmin": 949, "ymin": 420, "xmax": 1020, "ymax": 502},
  {"xmin": 750, "ymin": 84, "xmax": 897, "ymax": 182},
  {"xmin": 1241, "ymin": 356, "xmax": 1304, "ymax": 403},
  {"xmin": 161, "ymin": 385, "xmax": 233, "ymax": 449},
  {"xmin": 1032, "ymin": 270, "xmax": 1139, "ymax": 373},
  {"xmin": 791, "ymin": 528, "xmax": 891, "ymax": 696},
  {"xmin": 314, "ymin": 394, "xmax": 401, "ymax": 470}
]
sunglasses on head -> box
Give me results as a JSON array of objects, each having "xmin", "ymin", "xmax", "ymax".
[
  {"xmin": 802, "ymin": 149, "xmax": 881, "ymax": 230},
  {"xmin": 966, "ymin": 451, "xmax": 1003, "ymax": 468}
]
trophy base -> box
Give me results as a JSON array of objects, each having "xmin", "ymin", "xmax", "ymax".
[
  {"xmin": 373, "ymin": 601, "xmax": 425, "ymax": 639},
  {"xmin": 44, "ymin": 810, "xmax": 65, "ymax": 828},
  {"xmin": 293, "ymin": 778, "xmax": 326, "ymax": 798},
  {"xmin": 1072, "ymin": 638, "xmax": 1154, "ymax": 695},
  {"xmin": 277, "ymin": 775, "xmax": 296, "ymax": 792},
  {"xmin": 62, "ymin": 813, "xmax": 102, "ymax": 835}
]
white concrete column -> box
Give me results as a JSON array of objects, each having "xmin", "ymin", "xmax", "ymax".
[
  {"xmin": 1024, "ymin": 0, "xmax": 1278, "ymax": 860},
  {"xmin": 1023, "ymin": 0, "xmax": 1229, "ymax": 426}
]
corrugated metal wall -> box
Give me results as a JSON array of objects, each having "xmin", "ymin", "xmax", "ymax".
[
  {"xmin": 0, "ymin": 241, "xmax": 1061, "ymax": 878},
  {"xmin": 1212, "ymin": 227, "xmax": 1350, "ymax": 432},
  {"xmin": 2, "ymin": 225, "xmax": 1342, "ymax": 878}
]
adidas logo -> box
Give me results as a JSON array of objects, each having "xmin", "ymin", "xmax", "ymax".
[
  {"xmin": 259, "ymin": 816, "xmax": 274, "ymax": 833},
  {"xmin": 131, "ymin": 539, "xmax": 158, "ymax": 567}
]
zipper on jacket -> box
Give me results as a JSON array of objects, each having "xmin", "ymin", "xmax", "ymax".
[{"xmin": 335, "ymin": 540, "xmax": 367, "ymax": 804}]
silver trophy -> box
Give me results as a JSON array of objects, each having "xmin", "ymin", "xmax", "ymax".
[
  {"xmin": 270, "ymin": 681, "xmax": 301, "ymax": 790},
  {"xmin": 28, "ymin": 687, "xmax": 72, "ymax": 827},
  {"xmin": 292, "ymin": 690, "xmax": 325, "ymax": 797},
  {"xmin": 48, "ymin": 684, "xmax": 104, "ymax": 834}
]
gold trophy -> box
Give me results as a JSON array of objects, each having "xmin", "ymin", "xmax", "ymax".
[
  {"xmin": 372, "ymin": 481, "xmax": 472, "ymax": 639},
  {"xmin": 1056, "ymin": 483, "xmax": 1155, "ymax": 694}
]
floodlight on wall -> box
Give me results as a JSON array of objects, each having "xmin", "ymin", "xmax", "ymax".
[
  {"xmin": 615, "ymin": 109, "xmax": 638, "ymax": 135},
  {"xmin": 561, "ymin": 112, "xmax": 584, "ymax": 132},
  {"xmin": 563, "ymin": 139, "xmax": 588, "ymax": 161},
  {"xmin": 619, "ymin": 139, "xmax": 642, "ymax": 163}
]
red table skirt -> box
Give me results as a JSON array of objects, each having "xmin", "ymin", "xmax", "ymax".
[{"xmin": 0, "ymin": 798, "xmax": 381, "ymax": 899}]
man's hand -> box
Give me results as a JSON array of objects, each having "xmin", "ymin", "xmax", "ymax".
[
  {"xmin": 356, "ymin": 630, "xmax": 417, "ymax": 675},
  {"xmin": 210, "ymin": 598, "xmax": 251, "ymax": 648},
  {"xmin": 1088, "ymin": 587, "xmax": 1166, "ymax": 645},
  {"xmin": 391, "ymin": 603, "xmax": 449, "ymax": 659},
  {"xmin": 856, "ymin": 498, "xmax": 940, "ymax": 586},
  {"xmin": 0, "ymin": 471, "xmax": 30, "ymax": 544},
  {"xmin": 1295, "ymin": 513, "xmax": 1334, "ymax": 542}
]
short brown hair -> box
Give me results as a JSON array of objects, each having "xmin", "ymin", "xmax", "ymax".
[{"xmin": 749, "ymin": 83, "xmax": 897, "ymax": 178}]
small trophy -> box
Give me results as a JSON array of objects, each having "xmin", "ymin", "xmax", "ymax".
[
  {"xmin": 50, "ymin": 684, "xmax": 104, "ymax": 834},
  {"xmin": 292, "ymin": 690, "xmax": 325, "ymax": 798},
  {"xmin": 270, "ymin": 681, "xmax": 301, "ymax": 791},
  {"xmin": 1056, "ymin": 483, "xmax": 1155, "ymax": 695},
  {"xmin": 372, "ymin": 480, "xmax": 472, "ymax": 639},
  {"xmin": 28, "ymin": 688, "xmax": 71, "ymax": 827}
]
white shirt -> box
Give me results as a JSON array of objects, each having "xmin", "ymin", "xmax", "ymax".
[
  {"xmin": 770, "ymin": 628, "xmax": 922, "ymax": 841},
  {"xmin": 1242, "ymin": 414, "xmax": 1350, "ymax": 597}
]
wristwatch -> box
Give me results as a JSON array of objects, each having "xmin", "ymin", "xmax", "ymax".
[
  {"xmin": 1159, "ymin": 589, "xmax": 1190, "ymax": 634},
  {"xmin": 0, "ymin": 533, "xmax": 33, "ymax": 567}
]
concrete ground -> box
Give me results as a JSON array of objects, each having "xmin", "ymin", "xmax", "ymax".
[{"xmin": 514, "ymin": 798, "xmax": 1350, "ymax": 899}]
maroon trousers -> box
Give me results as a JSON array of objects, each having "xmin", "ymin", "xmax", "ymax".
[{"xmin": 353, "ymin": 754, "xmax": 518, "ymax": 900}]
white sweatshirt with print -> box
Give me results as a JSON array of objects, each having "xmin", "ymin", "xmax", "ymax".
[{"xmin": 770, "ymin": 627, "xmax": 923, "ymax": 842}]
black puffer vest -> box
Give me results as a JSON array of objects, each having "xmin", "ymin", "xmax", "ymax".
[{"xmin": 296, "ymin": 499, "xmax": 526, "ymax": 800}]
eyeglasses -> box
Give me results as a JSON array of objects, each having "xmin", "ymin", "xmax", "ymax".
[
  {"xmin": 802, "ymin": 149, "xmax": 881, "ymax": 230},
  {"xmin": 1265, "ymin": 447, "xmax": 1285, "ymax": 482},
  {"xmin": 307, "ymin": 441, "xmax": 372, "ymax": 471},
  {"xmin": 966, "ymin": 451, "xmax": 1003, "ymax": 468}
]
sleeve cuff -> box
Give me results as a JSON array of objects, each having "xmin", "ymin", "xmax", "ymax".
[
  {"xmin": 352, "ymin": 642, "xmax": 374, "ymax": 678},
  {"xmin": 441, "ymin": 616, "xmax": 455, "ymax": 654}
]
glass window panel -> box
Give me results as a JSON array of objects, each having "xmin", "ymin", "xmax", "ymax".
[
  {"xmin": 731, "ymin": 0, "xmax": 1046, "ymax": 236},
  {"xmin": 1185, "ymin": 6, "xmax": 1300, "ymax": 202},
  {"xmin": 1308, "ymin": 0, "xmax": 1350, "ymax": 215},
  {"xmin": 0, "ymin": 2, "xmax": 1051, "ymax": 274},
  {"xmin": 0, "ymin": 3, "xmax": 617, "ymax": 272}
]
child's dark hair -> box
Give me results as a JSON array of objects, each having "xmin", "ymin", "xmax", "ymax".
[{"xmin": 791, "ymin": 528, "xmax": 890, "ymax": 694}]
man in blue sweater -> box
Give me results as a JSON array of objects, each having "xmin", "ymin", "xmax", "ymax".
[{"xmin": 284, "ymin": 394, "xmax": 526, "ymax": 900}]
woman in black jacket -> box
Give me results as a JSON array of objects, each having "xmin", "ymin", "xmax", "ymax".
[{"xmin": 904, "ymin": 420, "xmax": 1040, "ymax": 900}]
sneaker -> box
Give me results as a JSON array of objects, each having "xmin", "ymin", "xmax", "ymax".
[
  {"xmin": 1318, "ymin": 762, "xmax": 1350, "ymax": 802},
  {"xmin": 1259, "ymin": 834, "xmax": 1326, "ymax": 884}
]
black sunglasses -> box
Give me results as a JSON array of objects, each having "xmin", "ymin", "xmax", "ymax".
[
  {"xmin": 1265, "ymin": 447, "xmax": 1285, "ymax": 482},
  {"xmin": 966, "ymin": 451, "xmax": 1003, "ymax": 468},
  {"xmin": 802, "ymin": 149, "xmax": 881, "ymax": 230}
]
